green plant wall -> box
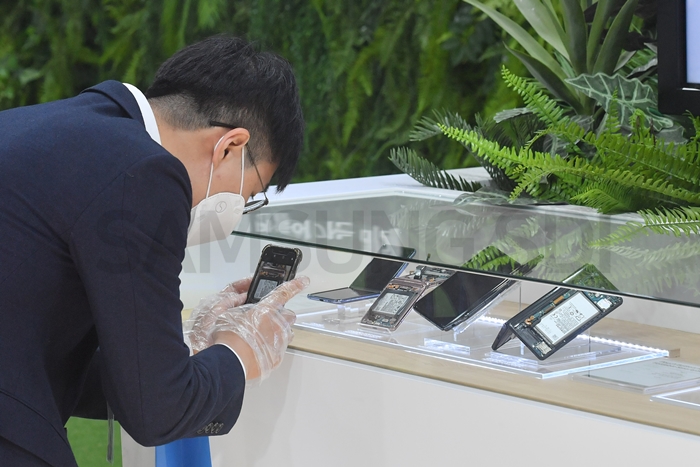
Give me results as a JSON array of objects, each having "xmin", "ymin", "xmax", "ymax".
[{"xmin": 0, "ymin": 0, "xmax": 518, "ymax": 181}]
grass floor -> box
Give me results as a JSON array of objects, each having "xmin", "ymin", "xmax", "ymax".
[{"xmin": 66, "ymin": 418, "xmax": 123, "ymax": 467}]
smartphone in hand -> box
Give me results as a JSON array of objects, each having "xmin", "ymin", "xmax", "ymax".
[{"xmin": 246, "ymin": 245, "xmax": 303, "ymax": 304}]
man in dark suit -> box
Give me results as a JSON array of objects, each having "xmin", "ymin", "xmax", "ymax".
[{"xmin": 0, "ymin": 35, "xmax": 307, "ymax": 466}]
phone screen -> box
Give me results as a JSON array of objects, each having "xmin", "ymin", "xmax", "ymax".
[
  {"xmin": 308, "ymin": 246, "xmax": 415, "ymax": 303},
  {"xmin": 413, "ymin": 272, "xmax": 510, "ymax": 330},
  {"xmin": 251, "ymin": 263, "xmax": 292, "ymax": 299},
  {"xmin": 247, "ymin": 246, "xmax": 301, "ymax": 304},
  {"xmin": 350, "ymin": 246, "xmax": 415, "ymax": 291},
  {"xmin": 349, "ymin": 258, "xmax": 407, "ymax": 293}
]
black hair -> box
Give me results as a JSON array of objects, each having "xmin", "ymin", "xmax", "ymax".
[{"xmin": 145, "ymin": 35, "xmax": 304, "ymax": 191}]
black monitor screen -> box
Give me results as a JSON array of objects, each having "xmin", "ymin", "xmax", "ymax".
[{"xmin": 659, "ymin": 0, "xmax": 700, "ymax": 113}]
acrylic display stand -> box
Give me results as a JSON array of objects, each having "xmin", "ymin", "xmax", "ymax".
[
  {"xmin": 574, "ymin": 359, "xmax": 700, "ymax": 394},
  {"xmin": 289, "ymin": 292, "xmax": 669, "ymax": 379},
  {"xmin": 653, "ymin": 386, "xmax": 700, "ymax": 410}
]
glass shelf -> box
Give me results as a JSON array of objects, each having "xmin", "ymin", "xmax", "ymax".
[
  {"xmin": 236, "ymin": 187, "xmax": 700, "ymax": 309},
  {"xmin": 286, "ymin": 294, "xmax": 669, "ymax": 379}
]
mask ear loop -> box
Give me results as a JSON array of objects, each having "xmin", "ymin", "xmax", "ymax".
[
  {"xmin": 206, "ymin": 135, "xmax": 227, "ymax": 199},
  {"xmin": 239, "ymin": 145, "xmax": 246, "ymax": 196},
  {"xmin": 205, "ymin": 164, "xmax": 214, "ymax": 199}
]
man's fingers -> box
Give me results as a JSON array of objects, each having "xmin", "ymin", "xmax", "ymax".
[
  {"xmin": 224, "ymin": 277, "xmax": 253, "ymax": 294},
  {"xmin": 279, "ymin": 308, "xmax": 296, "ymax": 326},
  {"xmin": 260, "ymin": 276, "xmax": 310, "ymax": 307},
  {"xmin": 224, "ymin": 292, "xmax": 248, "ymax": 309}
]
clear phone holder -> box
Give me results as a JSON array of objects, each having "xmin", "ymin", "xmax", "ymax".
[
  {"xmin": 323, "ymin": 302, "xmax": 372, "ymax": 324},
  {"xmin": 288, "ymin": 292, "xmax": 669, "ymax": 379},
  {"xmin": 652, "ymin": 386, "xmax": 700, "ymax": 410},
  {"xmin": 575, "ymin": 359, "xmax": 700, "ymax": 394}
]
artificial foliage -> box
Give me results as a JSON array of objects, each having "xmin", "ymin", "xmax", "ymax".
[
  {"xmin": 390, "ymin": 0, "xmax": 700, "ymax": 243},
  {"xmin": 461, "ymin": 68, "xmax": 699, "ymax": 203},
  {"xmin": 463, "ymin": 0, "xmax": 657, "ymax": 116},
  {"xmin": 392, "ymin": 69, "xmax": 700, "ymax": 247},
  {"xmin": 388, "ymin": 147, "xmax": 482, "ymax": 192},
  {"xmin": 0, "ymin": 0, "xmax": 522, "ymax": 182},
  {"xmin": 396, "ymin": 65, "xmax": 700, "ymax": 240}
]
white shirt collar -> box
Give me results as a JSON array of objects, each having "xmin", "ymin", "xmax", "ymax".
[{"xmin": 122, "ymin": 83, "xmax": 161, "ymax": 145}]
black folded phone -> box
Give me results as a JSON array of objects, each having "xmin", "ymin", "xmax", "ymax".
[
  {"xmin": 413, "ymin": 254, "xmax": 531, "ymax": 331},
  {"xmin": 491, "ymin": 264, "xmax": 623, "ymax": 360},
  {"xmin": 307, "ymin": 245, "xmax": 416, "ymax": 304}
]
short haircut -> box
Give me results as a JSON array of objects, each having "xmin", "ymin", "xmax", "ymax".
[{"xmin": 145, "ymin": 35, "xmax": 304, "ymax": 191}]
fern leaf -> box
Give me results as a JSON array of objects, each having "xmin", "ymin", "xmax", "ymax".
[
  {"xmin": 599, "ymin": 90, "xmax": 621, "ymax": 137},
  {"xmin": 510, "ymin": 168, "xmax": 547, "ymax": 200},
  {"xmin": 690, "ymin": 113, "xmax": 700, "ymax": 144},
  {"xmin": 586, "ymin": 132, "xmax": 700, "ymax": 193},
  {"xmin": 570, "ymin": 181, "xmax": 638, "ymax": 214},
  {"xmin": 501, "ymin": 66, "xmax": 567, "ymax": 126},
  {"xmin": 441, "ymin": 124, "xmax": 700, "ymax": 208},
  {"xmin": 389, "ymin": 147, "xmax": 482, "ymax": 192},
  {"xmin": 470, "ymin": 113, "xmax": 544, "ymax": 192},
  {"xmin": 410, "ymin": 109, "xmax": 471, "ymax": 142},
  {"xmin": 537, "ymin": 118, "xmax": 589, "ymax": 151},
  {"xmin": 470, "ymin": 218, "xmax": 543, "ymax": 268},
  {"xmin": 462, "ymin": 245, "xmax": 519, "ymax": 272},
  {"xmin": 598, "ymin": 240, "xmax": 700, "ymax": 265},
  {"xmin": 637, "ymin": 207, "xmax": 700, "ymax": 236},
  {"xmin": 493, "ymin": 107, "xmax": 532, "ymax": 123},
  {"xmin": 630, "ymin": 108, "xmax": 653, "ymax": 142},
  {"xmin": 590, "ymin": 206, "xmax": 700, "ymax": 248},
  {"xmin": 546, "ymin": 117, "xmax": 700, "ymax": 195}
]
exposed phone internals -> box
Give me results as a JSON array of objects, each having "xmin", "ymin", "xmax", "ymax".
[
  {"xmin": 360, "ymin": 277, "xmax": 427, "ymax": 331},
  {"xmin": 246, "ymin": 245, "xmax": 302, "ymax": 304},
  {"xmin": 307, "ymin": 246, "xmax": 416, "ymax": 304},
  {"xmin": 409, "ymin": 265, "xmax": 454, "ymax": 285},
  {"xmin": 492, "ymin": 264, "xmax": 623, "ymax": 360}
]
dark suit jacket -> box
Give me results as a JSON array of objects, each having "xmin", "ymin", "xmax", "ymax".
[{"xmin": 0, "ymin": 81, "xmax": 245, "ymax": 466}]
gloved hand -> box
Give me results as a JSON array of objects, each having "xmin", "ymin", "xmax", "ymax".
[
  {"xmin": 184, "ymin": 277, "xmax": 252, "ymax": 353},
  {"xmin": 211, "ymin": 276, "xmax": 310, "ymax": 381}
]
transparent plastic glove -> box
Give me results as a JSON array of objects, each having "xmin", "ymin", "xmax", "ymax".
[
  {"xmin": 211, "ymin": 276, "xmax": 310, "ymax": 381},
  {"xmin": 184, "ymin": 277, "xmax": 252, "ymax": 353}
]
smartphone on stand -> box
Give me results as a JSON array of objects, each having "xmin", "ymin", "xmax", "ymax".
[
  {"xmin": 491, "ymin": 264, "xmax": 623, "ymax": 360},
  {"xmin": 307, "ymin": 245, "xmax": 416, "ymax": 304},
  {"xmin": 359, "ymin": 277, "xmax": 428, "ymax": 331},
  {"xmin": 413, "ymin": 272, "xmax": 516, "ymax": 332},
  {"xmin": 246, "ymin": 244, "xmax": 303, "ymax": 304},
  {"xmin": 413, "ymin": 254, "xmax": 535, "ymax": 332}
]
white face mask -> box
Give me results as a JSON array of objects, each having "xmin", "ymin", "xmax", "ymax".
[{"xmin": 186, "ymin": 140, "xmax": 246, "ymax": 247}]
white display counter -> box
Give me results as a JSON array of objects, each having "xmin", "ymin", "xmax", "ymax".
[{"xmin": 122, "ymin": 170, "xmax": 700, "ymax": 466}]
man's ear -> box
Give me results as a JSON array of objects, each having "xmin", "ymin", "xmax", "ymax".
[{"xmin": 212, "ymin": 128, "xmax": 250, "ymax": 167}]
